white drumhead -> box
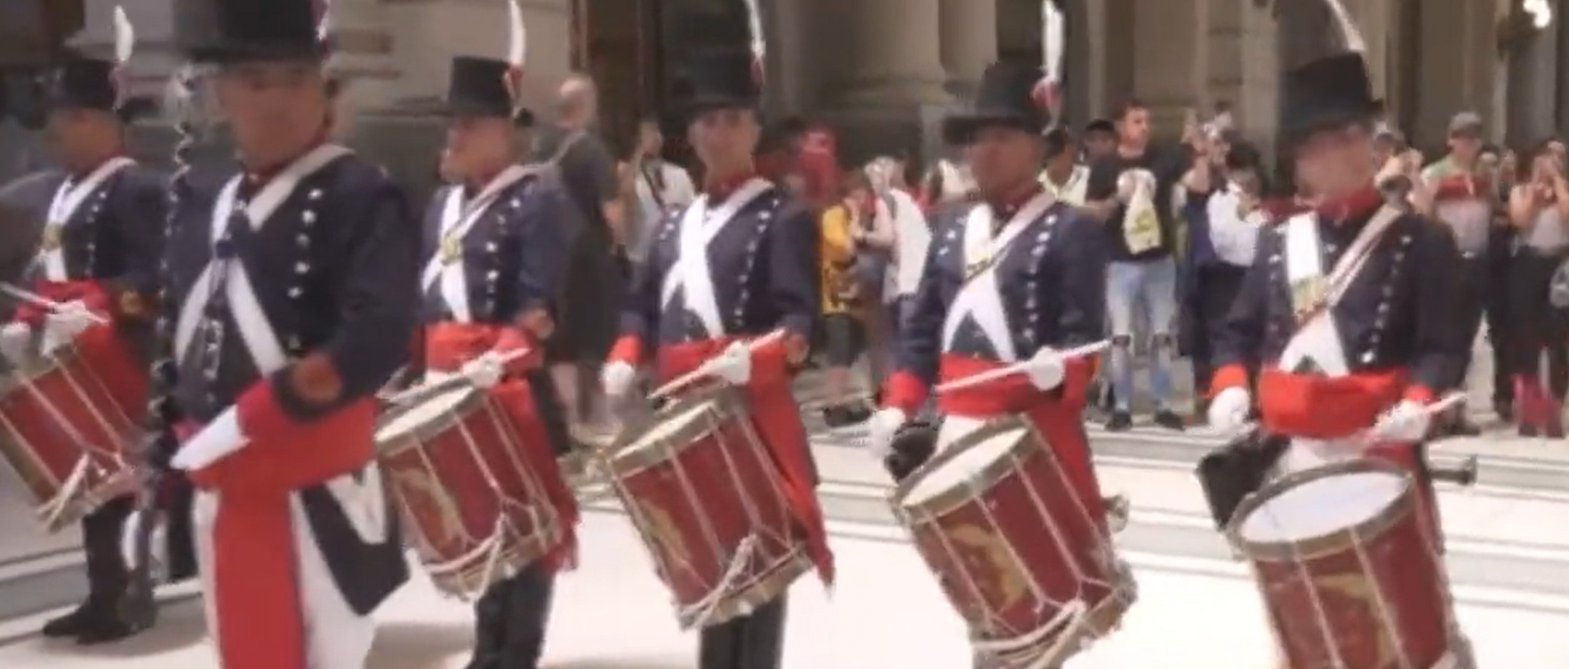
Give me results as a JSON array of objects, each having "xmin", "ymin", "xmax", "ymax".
[
  {"xmin": 618, "ymin": 400, "xmax": 716, "ymax": 458},
  {"xmin": 378, "ymin": 387, "xmax": 471, "ymax": 439},
  {"xmin": 902, "ymin": 426, "xmax": 1026, "ymax": 506},
  {"xmin": 1237, "ymin": 469, "xmax": 1406, "ymax": 543}
]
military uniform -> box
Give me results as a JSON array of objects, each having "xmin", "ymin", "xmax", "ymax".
[
  {"xmin": 145, "ymin": 3, "xmax": 417, "ymax": 669},
  {"xmin": 416, "ymin": 54, "xmax": 580, "ymax": 669},
  {"xmin": 605, "ymin": 49, "xmax": 831, "ymax": 669},
  {"xmin": 875, "ymin": 62, "xmax": 1121, "ymax": 669},
  {"xmin": 0, "ymin": 50, "xmax": 178, "ymax": 643}
]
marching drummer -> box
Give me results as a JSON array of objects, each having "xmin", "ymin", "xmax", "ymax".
[
  {"xmin": 415, "ymin": 17, "xmax": 580, "ymax": 669},
  {"xmin": 0, "ymin": 25, "xmax": 180, "ymax": 642},
  {"xmin": 867, "ymin": 62, "xmax": 1111, "ymax": 529},
  {"xmin": 139, "ymin": 1, "xmax": 418, "ymax": 668},
  {"xmin": 1204, "ymin": 0, "xmax": 1473, "ymax": 663},
  {"xmin": 600, "ymin": 47, "xmax": 832, "ymax": 669}
]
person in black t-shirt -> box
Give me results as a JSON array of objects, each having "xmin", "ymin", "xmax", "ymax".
[{"xmin": 1083, "ymin": 100, "xmax": 1190, "ymax": 432}]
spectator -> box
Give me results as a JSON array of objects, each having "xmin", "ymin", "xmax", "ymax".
[
  {"xmin": 1081, "ymin": 118, "xmax": 1117, "ymax": 162},
  {"xmin": 1040, "ymin": 127, "xmax": 1090, "ymax": 207},
  {"xmin": 621, "ymin": 115, "xmax": 696, "ymax": 279},
  {"xmin": 818, "ymin": 173, "xmax": 875, "ymax": 426},
  {"xmin": 536, "ymin": 73, "xmax": 624, "ymax": 441},
  {"xmin": 1507, "ymin": 142, "xmax": 1569, "ymax": 437},
  {"xmin": 1083, "ymin": 99, "xmax": 1189, "ymax": 431},
  {"xmin": 1481, "ymin": 144, "xmax": 1516, "ymax": 421}
]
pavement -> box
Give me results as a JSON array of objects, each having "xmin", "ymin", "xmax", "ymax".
[{"xmin": 2, "ymin": 340, "xmax": 1568, "ymax": 667}]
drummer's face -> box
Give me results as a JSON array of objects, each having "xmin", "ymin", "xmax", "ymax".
[
  {"xmin": 215, "ymin": 60, "xmax": 328, "ymax": 167},
  {"xmin": 45, "ymin": 108, "xmax": 119, "ymax": 167},
  {"xmin": 688, "ymin": 107, "xmax": 760, "ymax": 171},
  {"xmin": 1295, "ymin": 124, "xmax": 1375, "ymax": 199},
  {"xmin": 442, "ymin": 115, "xmax": 515, "ymax": 182},
  {"xmin": 965, "ymin": 126, "xmax": 1045, "ymax": 194}
]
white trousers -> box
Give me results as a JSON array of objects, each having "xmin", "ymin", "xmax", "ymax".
[{"xmin": 192, "ymin": 489, "xmax": 377, "ymax": 669}]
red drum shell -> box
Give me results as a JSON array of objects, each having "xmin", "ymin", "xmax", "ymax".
[
  {"xmin": 0, "ymin": 326, "xmax": 144, "ymax": 519},
  {"xmin": 1230, "ymin": 459, "xmax": 1453, "ymax": 669},
  {"xmin": 376, "ymin": 386, "xmax": 562, "ymax": 596},
  {"xmin": 606, "ymin": 387, "xmax": 810, "ymax": 629},
  {"xmin": 893, "ymin": 416, "xmax": 1132, "ymax": 667}
]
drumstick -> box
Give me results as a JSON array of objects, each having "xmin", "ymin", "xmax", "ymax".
[
  {"xmin": 382, "ymin": 347, "xmax": 533, "ymax": 406},
  {"xmin": 934, "ymin": 340, "xmax": 1110, "ymax": 394},
  {"xmin": 0, "ymin": 282, "xmax": 109, "ymax": 325},
  {"xmin": 1225, "ymin": 391, "xmax": 1469, "ymax": 443},
  {"xmin": 648, "ymin": 329, "xmax": 786, "ymax": 401}
]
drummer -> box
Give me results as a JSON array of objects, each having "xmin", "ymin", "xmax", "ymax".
[
  {"xmin": 0, "ymin": 45, "xmax": 177, "ymax": 642},
  {"xmin": 416, "ymin": 44, "xmax": 580, "ymax": 669},
  {"xmin": 600, "ymin": 47, "xmax": 832, "ymax": 669},
  {"xmin": 140, "ymin": 1, "xmax": 418, "ymax": 667},
  {"xmin": 1203, "ymin": 0, "xmax": 1472, "ymax": 662},
  {"xmin": 865, "ymin": 62, "xmax": 1112, "ymax": 534}
]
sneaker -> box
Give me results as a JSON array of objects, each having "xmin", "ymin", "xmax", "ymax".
[
  {"xmin": 1104, "ymin": 411, "xmax": 1133, "ymax": 432},
  {"xmin": 1152, "ymin": 409, "xmax": 1186, "ymax": 432}
]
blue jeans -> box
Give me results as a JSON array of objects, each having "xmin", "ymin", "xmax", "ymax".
[{"xmin": 1105, "ymin": 257, "xmax": 1178, "ymax": 411}]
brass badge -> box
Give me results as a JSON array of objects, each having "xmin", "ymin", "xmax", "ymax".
[
  {"xmin": 117, "ymin": 291, "xmax": 144, "ymax": 318},
  {"xmin": 439, "ymin": 236, "xmax": 462, "ymax": 266},
  {"xmin": 40, "ymin": 224, "xmax": 63, "ymax": 252},
  {"xmin": 1289, "ymin": 275, "xmax": 1328, "ymax": 321}
]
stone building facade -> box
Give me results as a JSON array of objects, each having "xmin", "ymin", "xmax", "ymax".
[{"xmin": 13, "ymin": 0, "xmax": 1569, "ymax": 184}]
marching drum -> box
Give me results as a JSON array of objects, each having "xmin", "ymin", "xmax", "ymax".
[
  {"xmin": 1230, "ymin": 459, "xmax": 1461, "ymax": 669},
  {"xmin": 892, "ymin": 416, "xmax": 1135, "ymax": 669},
  {"xmin": 0, "ymin": 323, "xmax": 146, "ymax": 531},
  {"xmin": 375, "ymin": 384, "xmax": 564, "ymax": 599},
  {"xmin": 603, "ymin": 386, "xmax": 811, "ymax": 630}
]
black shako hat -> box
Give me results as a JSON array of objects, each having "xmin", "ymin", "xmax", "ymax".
[
  {"xmin": 45, "ymin": 57, "xmax": 119, "ymax": 113},
  {"xmin": 176, "ymin": 0, "xmax": 325, "ymax": 64},
  {"xmin": 942, "ymin": 62, "xmax": 1052, "ymax": 145},
  {"xmin": 442, "ymin": 57, "xmax": 534, "ymax": 126},
  {"xmin": 1277, "ymin": 0, "xmax": 1377, "ymax": 146},
  {"xmin": 682, "ymin": 49, "xmax": 761, "ymax": 117}
]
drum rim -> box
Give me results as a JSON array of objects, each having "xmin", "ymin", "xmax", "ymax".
[
  {"xmin": 1226, "ymin": 458, "xmax": 1419, "ymax": 562},
  {"xmin": 374, "ymin": 384, "xmax": 486, "ymax": 449},
  {"xmin": 889, "ymin": 413, "xmax": 1036, "ymax": 516},
  {"xmin": 601, "ymin": 385, "xmax": 746, "ymax": 476}
]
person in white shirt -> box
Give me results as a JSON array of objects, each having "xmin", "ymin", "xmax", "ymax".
[
  {"xmin": 622, "ymin": 116, "xmax": 696, "ymax": 275},
  {"xmin": 1039, "ymin": 127, "xmax": 1090, "ymax": 206},
  {"xmin": 866, "ymin": 157, "xmax": 931, "ymax": 342}
]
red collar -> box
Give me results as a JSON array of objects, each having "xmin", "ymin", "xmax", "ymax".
[
  {"xmin": 705, "ymin": 171, "xmax": 759, "ymax": 201},
  {"xmin": 984, "ymin": 182, "xmax": 1046, "ymax": 220},
  {"xmin": 1315, "ymin": 186, "xmax": 1384, "ymax": 223},
  {"xmin": 244, "ymin": 133, "xmax": 331, "ymax": 189},
  {"xmin": 69, "ymin": 153, "xmax": 127, "ymax": 181}
]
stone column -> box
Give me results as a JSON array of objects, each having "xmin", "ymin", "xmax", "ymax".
[
  {"xmin": 819, "ymin": 0, "xmax": 951, "ymax": 161},
  {"xmin": 1130, "ymin": 0, "xmax": 1205, "ymax": 134},
  {"xmin": 938, "ymin": 0, "xmax": 997, "ymax": 98},
  {"xmin": 1200, "ymin": 0, "xmax": 1279, "ymax": 151},
  {"xmin": 1505, "ymin": 5, "xmax": 1560, "ymax": 145},
  {"xmin": 1410, "ymin": 0, "xmax": 1501, "ymax": 151}
]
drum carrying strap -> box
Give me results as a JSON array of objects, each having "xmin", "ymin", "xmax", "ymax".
[
  {"xmin": 36, "ymin": 157, "xmax": 136, "ymax": 281},
  {"xmin": 661, "ymin": 178, "xmax": 774, "ymax": 337},
  {"xmin": 173, "ymin": 144, "xmax": 351, "ymax": 374},
  {"xmin": 1278, "ymin": 205, "xmax": 1401, "ymax": 376},
  {"xmin": 418, "ymin": 165, "xmax": 534, "ymax": 323},
  {"xmin": 940, "ymin": 193, "xmax": 1054, "ymax": 363}
]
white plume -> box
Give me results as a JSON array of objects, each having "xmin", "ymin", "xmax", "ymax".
[
  {"xmin": 507, "ymin": 0, "xmax": 528, "ymax": 69},
  {"xmin": 113, "ymin": 6, "xmax": 136, "ymax": 64},
  {"xmin": 316, "ymin": 0, "xmax": 333, "ymax": 43},
  {"xmin": 742, "ymin": 0, "xmax": 766, "ymax": 61},
  {"xmin": 1041, "ymin": 0, "xmax": 1065, "ymax": 82},
  {"xmin": 1322, "ymin": 0, "xmax": 1366, "ymax": 53}
]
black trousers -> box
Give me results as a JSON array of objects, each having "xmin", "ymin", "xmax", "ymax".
[
  {"xmin": 698, "ymin": 596, "xmax": 789, "ymax": 669},
  {"xmin": 82, "ymin": 496, "xmax": 136, "ymax": 605},
  {"xmin": 1509, "ymin": 248, "xmax": 1569, "ymax": 397},
  {"xmin": 1453, "ymin": 255, "xmax": 1491, "ymax": 383},
  {"xmin": 1485, "ymin": 230, "xmax": 1517, "ymax": 405},
  {"xmin": 1184, "ymin": 263, "xmax": 1249, "ymax": 392}
]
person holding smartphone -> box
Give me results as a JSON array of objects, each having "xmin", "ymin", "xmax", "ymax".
[{"xmin": 1506, "ymin": 144, "xmax": 1569, "ymax": 437}]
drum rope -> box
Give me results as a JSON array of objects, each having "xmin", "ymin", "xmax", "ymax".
[{"xmin": 680, "ymin": 534, "xmax": 760, "ymax": 628}]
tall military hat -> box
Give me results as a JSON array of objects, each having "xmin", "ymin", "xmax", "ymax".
[
  {"xmin": 1277, "ymin": 0, "xmax": 1377, "ymax": 146},
  {"xmin": 941, "ymin": 62, "xmax": 1052, "ymax": 144},
  {"xmin": 440, "ymin": 0, "xmax": 535, "ymax": 125},
  {"xmin": 682, "ymin": 48, "xmax": 762, "ymax": 115},
  {"xmin": 47, "ymin": 7, "xmax": 153, "ymax": 120},
  {"xmin": 175, "ymin": 0, "xmax": 326, "ymax": 63}
]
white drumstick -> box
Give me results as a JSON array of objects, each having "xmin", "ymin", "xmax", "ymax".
[
  {"xmin": 384, "ymin": 347, "xmax": 532, "ymax": 406},
  {"xmin": 1225, "ymin": 391, "xmax": 1469, "ymax": 442},
  {"xmin": 0, "ymin": 282, "xmax": 110, "ymax": 325},
  {"xmin": 649, "ymin": 329, "xmax": 786, "ymax": 401},
  {"xmin": 934, "ymin": 340, "xmax": 1110, "ymax": 394}
]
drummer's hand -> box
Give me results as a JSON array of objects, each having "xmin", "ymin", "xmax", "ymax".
[
  {"xmin": 0, "ymin": 321, "xmax": 31, "ymax": 362},
  {"xmin": 1023, "ymin": 347, "xmax": 1066, "ymax": 391},
  {"xmin": 1371, "ymin": 400, "xmax": 1430, "ymax": 442},
  {"xmin": 1207, "ymin": 387, "xmax": 1251, "ymax": 432},
  {"xmin": 44, "ymin": 300, "xmax": 96, "ymax": 340},
  {"xmin": 602, "ymin": 361, "xmax": 637, "ymax": 397},
  {"xmin": 460, "ymin": 351, "xmax": 506, "ymax": 389},
  {"xmin": 866, "ymin": 408, "xmax": 908, "ymax": 462},
  {"xmin": 710, "ymin": 341, "xmax": 752, "ymax": 385}
]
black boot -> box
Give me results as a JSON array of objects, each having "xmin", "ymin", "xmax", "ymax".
[
  {"xmin": 462, "ymin": 578, "xmax": 512, "ymax": 669},
  {"xmin": 49, "ymin": 498, "xmax": 142, "ymax": 644},
  {"xmin": 464, "ymin": 564, "xmax": 556, "ymax": 669},
  {"xmin": 698, "ymin": 595, "xmax": 788, "ymax": 669}
]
